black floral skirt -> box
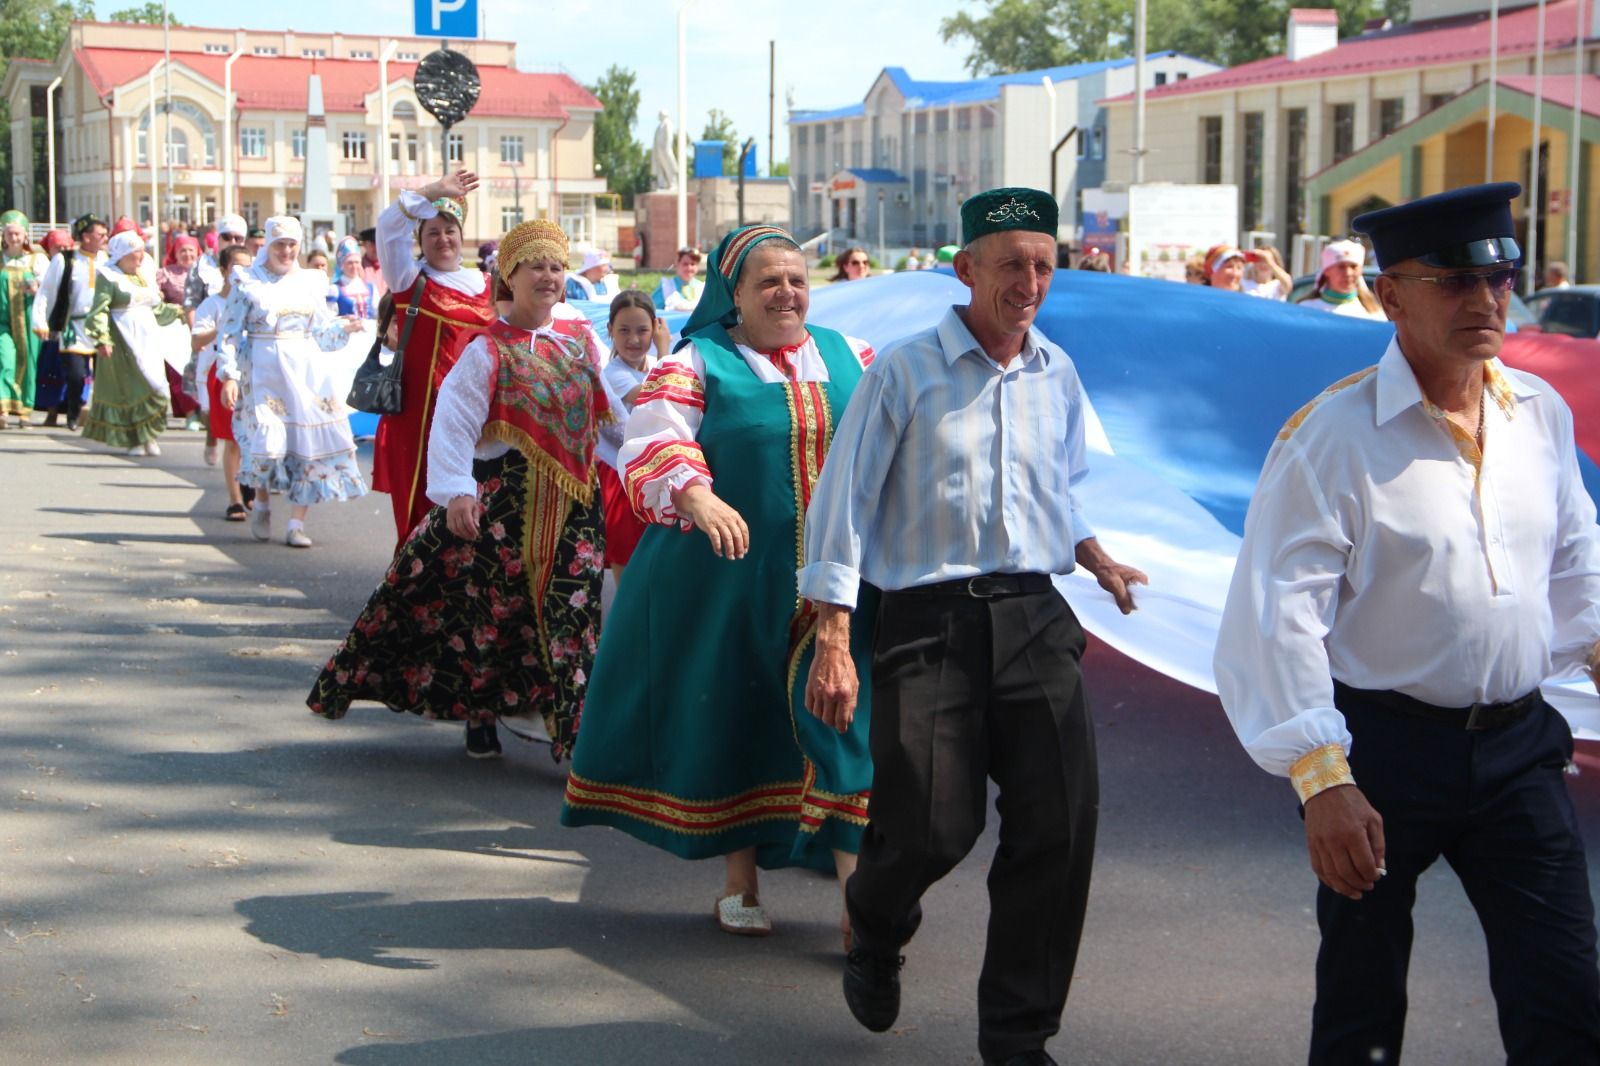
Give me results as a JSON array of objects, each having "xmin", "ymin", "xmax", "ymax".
[{"xmin": 307, "ymin": 450, "xmax": 604, "ymax": 762}]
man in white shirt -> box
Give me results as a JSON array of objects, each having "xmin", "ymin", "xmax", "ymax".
[
  {"xmin": 32, "ymin": 214, "xmax": 108, "ymax": 430},
  {"xmin": 1214, "ymin": 182, "xmax": 1600, "ymax": 1064}
]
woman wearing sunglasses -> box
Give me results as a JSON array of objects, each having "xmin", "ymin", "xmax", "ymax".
[{"xmin": 830, "ymin": 247, "xmax": 872, "ymax": 283}]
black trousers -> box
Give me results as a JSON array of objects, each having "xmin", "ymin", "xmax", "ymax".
[
  {"xmin": 60, "ymin": 353, "xmax": 90, "ymax": 423},
  {"xmin": 1311, "ymin": 685, "xmax": 1600, "ymax": 1065},
  {"xmin": 846, "ymin": 586, "xmax": 1098, "ymax": 1062}
]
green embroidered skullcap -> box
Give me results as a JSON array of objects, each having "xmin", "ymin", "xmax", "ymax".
[
  {"xmin": 0, "ymin": 209, "xmax": 28, "ymax": 229},
  {"xmin": 960, "ymin": 187, "xmax": 1057, "ymax": 246},
  {"xmin": 72, "ymin": 213, "xmax": 107, "ymax": 239}
]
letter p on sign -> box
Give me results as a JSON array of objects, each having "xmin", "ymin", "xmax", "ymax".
[{"xmin": 414, "ymin": 0, "xmax": 477, "ymax": 38}]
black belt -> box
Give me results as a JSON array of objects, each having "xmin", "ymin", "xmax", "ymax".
[
  {"xmin": 891, "ymin": 572, "xmax": 1054, "ymax": 599},
  {"xmin": 1333, "ymin": 681, "xmax": 1542, "ymax": 731}
]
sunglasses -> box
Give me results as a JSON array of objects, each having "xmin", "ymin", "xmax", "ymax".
[
  {"xmin": 1383, "ymin": 268, "xmax": 1520, "ymax": 297},
  {"xmin": 847, "ymin": 258, "xmax": 870, "ymax": 267}
]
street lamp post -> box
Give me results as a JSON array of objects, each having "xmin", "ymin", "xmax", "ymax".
[{"xmin": 877, "ymin": 188, "xmax": 886, "ymax": 269}]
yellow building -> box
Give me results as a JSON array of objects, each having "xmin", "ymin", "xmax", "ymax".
[
  {"xmin": 1103, "ymin": 0, "xmax": 1600, "ymax": 278},
  {"xmin": 2, "ymin": 20, "xmax": 605, "ymax": 243}
]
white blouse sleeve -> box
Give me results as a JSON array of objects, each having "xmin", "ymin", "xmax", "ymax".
[
  {"xmin": 212, "ymin": 283, "xmax": 250, "ymax": 382},
  {"xmin": 844, "ymin": 333, "xmax": 877, "ymax": 369},
  {"xmin": 1212, "ymin": 435, "xmax": 1355, "ymax": 788},
  {"xmin": 32, "ymin": 254, "xmax": 61, "ymax": 334},
  {"xmin": 377, "ymin": 191, "xmax": 431, "ymax": 295},
  {"xmin": 426, "ymin": 336, "xmax": 496, "ymax": 507},
  {"xmin": 617, "ymin": 346, "xmax": 712, "ymax": 527},
  {"xmin": 309, "ymin": 280, "xmax": 353, "ymax": 352}
]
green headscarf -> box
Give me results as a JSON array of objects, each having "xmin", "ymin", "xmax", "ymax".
[
  {"xmin": 679, "ymin": 224, "xmax": 795, "ymax": 341},
  {"xmin": 0, "ymin": 209, "xmax": 27, "ymax": 229}
]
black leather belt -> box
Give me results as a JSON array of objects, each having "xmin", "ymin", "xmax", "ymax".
[
  {"xmin": 1334, "ymin": 681, "xmax": 1542, "ymax": 731},
  {"xmin": 892, "ymin": 572, "xmax": 1054, "ymax": 599}
]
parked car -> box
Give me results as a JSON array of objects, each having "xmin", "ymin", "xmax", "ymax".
[
  {"xmin": 1523, "ymin": 285, "xmax": 1600, "ymax": 338},
  {"xmin": 1286, "ymin": 267, "xmax": 1541, "ymax": 331}
]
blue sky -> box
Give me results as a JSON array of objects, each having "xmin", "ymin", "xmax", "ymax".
[{"xmin": 139, "ymin": 0, "xmax": 980, "ymax": 167}]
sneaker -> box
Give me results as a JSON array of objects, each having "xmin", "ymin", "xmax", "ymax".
[
  {"xmin": 465, "ymin": 719, "xmax": 502, "ymax": 759},
  {"xmin": 249, "ymin": 506, "xmax": 272, "ymax": 542},
  {"xmin": 204, "ymin": 443, "xmax": 219, "ymax": 466},
  {"xmin": 127, "ymin": 445, "xmax": 144, "ymax": 456},
  {"xmin": 843, "ymin": 939, "xmax": 904, "ymax": 1033},
  {"xmin": 285, "ymin": 527, "xmax": 313, "ymax": 548},
  {"xmin": 142, "ymin": 441, "xmax": 160, "ymax": 456}
]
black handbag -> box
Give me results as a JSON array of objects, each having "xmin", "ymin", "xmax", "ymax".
[{"xmin": 347, "ymin": 276, "xmax": 426, "ymax": 415}]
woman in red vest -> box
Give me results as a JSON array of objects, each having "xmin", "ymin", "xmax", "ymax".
[
  {"xmin": 371, "ymin": 170, "xmax": 497, "ymax": 543},
  {"xmin": 309, "ymin": 218, "xmax": 609, "ymax": 762}
]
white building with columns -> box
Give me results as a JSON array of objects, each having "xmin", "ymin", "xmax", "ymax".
[{"xmin": 3, "ymin": 20, "xmax": 605, "ymax": 244}]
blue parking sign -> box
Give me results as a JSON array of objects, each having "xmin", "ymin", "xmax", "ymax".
[{"xmin": 414, "ymin": 0, "xmax": 478, "ymax": 38}]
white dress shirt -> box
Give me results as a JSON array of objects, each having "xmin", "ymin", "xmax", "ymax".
[
  {"xmin": 1214, "ymin": 338, "xmax": 1600, "ymax": 780},
  {"xmin": 797, "ymin": 307, "xmax": 1096, "ymax": 610},
  {"xmin": 33, "ymin": 249, "xmax": 104, "ymax": 353},
  {"xmin": 378, "ymin": 191, "xmax": 486, "ymax": 298}
]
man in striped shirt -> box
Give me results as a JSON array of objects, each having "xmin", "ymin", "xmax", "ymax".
[{"xmin": 798, "ymin": 186, "xmax": 1146, "ymax": 1066}]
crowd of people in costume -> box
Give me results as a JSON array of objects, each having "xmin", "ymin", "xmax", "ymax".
[{"xmin": 5, "ymin": 171, "xmax": 1600, "ymax": 1066}]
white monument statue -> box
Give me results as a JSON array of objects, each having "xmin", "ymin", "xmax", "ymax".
[{"xmin": 652, "ymin": 110, "xmax": 678, "ymax": 191}]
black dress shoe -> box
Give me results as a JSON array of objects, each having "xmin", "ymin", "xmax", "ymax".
[
  {"xmin": 842, "ymin": 940, "xmax": 903, "ymax": 1032},
  {"xmin": 985, "ymin": 1051, "xmax": 1059, "ymax": 1066},
  {"xmin": 465, "ymin": 719, "xmax": 502, "ymax": 759}
]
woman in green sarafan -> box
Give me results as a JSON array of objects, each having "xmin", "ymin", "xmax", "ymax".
[
  {"xmin": 0, "ymin": 209, "xmax": 45, "ymax": 426},
  {"xmin": 562, "ymin": 225, "xmax": 879, "ymax": 948}
]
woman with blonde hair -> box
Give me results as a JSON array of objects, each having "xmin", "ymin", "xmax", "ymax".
[{"xmin": 310, "ymin": 218, "xmax": 610, "ymax": 762}]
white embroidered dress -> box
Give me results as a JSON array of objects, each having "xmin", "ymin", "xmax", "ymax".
[{"xmin": 216, "ymin": 264, "xmax": 367, "ymax": 504}]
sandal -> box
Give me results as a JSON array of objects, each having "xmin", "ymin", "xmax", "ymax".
[
  {"xmin": 715, "ymin": 893, "xmax": 772, "ymax": 937},
  {"xmin": 224, "ymin": 503, "xmax": 247, "ymax": 522}
]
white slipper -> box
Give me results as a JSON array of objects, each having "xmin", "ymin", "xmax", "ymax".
[{"xmin": 715, "ymin": 893, "xmax": 772, "ymax": 937}]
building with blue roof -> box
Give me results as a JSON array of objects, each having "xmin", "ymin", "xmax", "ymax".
[{"xmin": 788, "ymin": 52, "xmax": 1218, "ymax": 252}]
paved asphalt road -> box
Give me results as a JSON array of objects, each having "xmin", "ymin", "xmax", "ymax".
[{"xmin": 3, "ymin": 424, "xmax": 1598, "ymax": 1065}]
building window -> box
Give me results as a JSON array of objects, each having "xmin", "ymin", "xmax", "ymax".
[
  {"xmin": 285, "ymin": 200, "xmax": 301, "ymax": 216},
  {"xmin": 1377, "ymin": 98, "xmax": 1404, "ymax": 137},
  {"xmin": 202, "ymin": 197, "xmax": 216, "ymax": 223},
  {"xmin": 253, "ymin": 46, "xmax": 278, "ymax": 56},
  {"xmin": 301, "ymin": 48, "xmax": 326, "ymax": 58},
  {"xmin": 957, "ymin": 108, "xmax": 972, "ymax": 131},
  {"xmin": 499, "ymin": 136, "xmax": 524, "ymax": 165},
  {"xmin": 1177, "ymin": 72, "xmax": 1189, "ymax": 81},
  {"xmin": 341, "ymin": 131, "xmax": 368, "ymax": 160},
  {"xmin": 239, "ymin": 127, "xmax": 267, "ymax": 158},
  {"xmin": 1242, "ymin": 111, "xmax": 1264, "ymax": 231},
  {"xmin": 242, "ymin": 200, "xmax": 260, "ymax": 227},
  {"xmin": 446, "ymin": 132, "xmax": 464, "ymax": 164},
  {"xmin": 290, "ymin": 129, "xmax": 306, "ymax": 159},
  {"xmin": 390, "ymin": 133, "xmax": 418, "ymax": 163},
  {"xmin": 397, "ymin": 50, "xmax": 419, "ymax": 60},
  {"xmin": 349, "ymin": 49, "xmax": 374, "ymax": 60},
  {"xmin": 204, "ymin": 43, "xmax": 229, "ymax": 54},
  {"xmin": 1331, "ymin": 103, "xmax": 1355, "ymax": 161},
  {"xmin": 814, "ymin": 125, "xmax": 826, "ymax": 147},
  {"xmin": 1428, "ymin": 92, "xmax": 1454, "ymax": 111},
  {"xmin": 1091, "ymin": 127, "xmax": 1104, "ymax": 160},
  {"xmin": 166, "ymin": 129, "xmax": 189, "ymax": 166},
  {"xmin": 500, "ymin": 206, "xmax": 525, "ymax": 230},
  {"xmin": 1201, "ymin": 116, "xmax": 1223, "ymax": 184},
  {"xmin": 796, "ymin": 126, "xmax": 808, "ymax": 147},
  {"xmin": 1285, "ymin": 108, "xmax": 1308, "ymax": 234},
  {"xmin": 1155, "ymin": 72, "xmax": 1168, "ymax": 86}
]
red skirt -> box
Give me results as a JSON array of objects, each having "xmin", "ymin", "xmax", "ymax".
[
  {"xmin": 599, "ymin": 462, "xmax": 647, "ymax": 567},
  {"xmin": 206, "ymin": 365, "xmax": 235, "ymax": 443}
]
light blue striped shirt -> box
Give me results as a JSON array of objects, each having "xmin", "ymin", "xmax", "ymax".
[{"xmin": 798, "ymin": 306, "xmax": 1095, "ymax": 609}]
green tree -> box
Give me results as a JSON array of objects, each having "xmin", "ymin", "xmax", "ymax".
[
  {"xmin": 941, "ymin": 0, "xmax": 1412, "ymax": 73},
  {"xmin": 770, "ymin": 160, "xmax": 789, "ymax": 178},
  {"xmin": 0, "ymin": 0, "xmax": 94, "ymax": 212},
  {"xmin": 585, "ymin": 64, "xmax": 650, "ymax": 207},
  {"xmin": 701, "ymin": 108, "xmax": 739, "ymax": 176},
  {"xmin": 108, "ymin": 1, "xmax": 179, "ymax": 23}
]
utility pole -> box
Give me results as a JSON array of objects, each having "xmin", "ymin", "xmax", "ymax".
[{"xmin": 768, "ymin": 41, "xmax": 775, "ymax": 177}]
